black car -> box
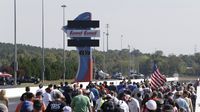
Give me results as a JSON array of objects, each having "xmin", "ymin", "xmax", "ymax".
[
  {"xmin": 0, "ymin": 77, "xmax": 15, "ymax": 85},
  {"xmin": 0, "ymin": 76, "xmax": 40, "ymax": 85},
  {"xmin": 17, "ymin": 76, "xmax": 40, "ymax": 85}
]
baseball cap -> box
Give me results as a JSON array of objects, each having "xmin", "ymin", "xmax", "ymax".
[
  {"xmin": 145, "ymin": 100, "xmax": 157, "ymax": 110},
  {"xmin": 63, "ymin": 106, "xmax": 72, "ymax": 112}
]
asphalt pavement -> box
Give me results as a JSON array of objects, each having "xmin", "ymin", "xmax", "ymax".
[{"xmin": 8, "ymin": 97, "xmax": 20, "ymax": 112}]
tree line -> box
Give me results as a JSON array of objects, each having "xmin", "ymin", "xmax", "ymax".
[{"xmin": 0, "ymin": 42, "xmax": 199, "ymax": 80}]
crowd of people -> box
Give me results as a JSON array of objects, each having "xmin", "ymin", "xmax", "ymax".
[{"xmin": 0, "ymin": 79, "xmax": 199, "ymax": 112}]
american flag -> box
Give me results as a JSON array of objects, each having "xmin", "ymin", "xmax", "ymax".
[{"xmin": 150, "ymin": 63, "xmax": 167, "ymax": 90}]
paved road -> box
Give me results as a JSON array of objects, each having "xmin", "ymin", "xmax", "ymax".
[{"xmin": 8, "ymin": 97, "xmax": 20, "ymax": 112}]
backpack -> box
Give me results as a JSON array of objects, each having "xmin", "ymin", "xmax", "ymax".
[
  {"xmin": 33, "ymin": 99, "xmax": 42, "ymax": 111},
  {"xmin": 114, "ymin": 101, "xmax": 124, "ymax": 112},
  {"xmin": 101, "ymin": 100, "xmax": 115, "ymax": 112}
]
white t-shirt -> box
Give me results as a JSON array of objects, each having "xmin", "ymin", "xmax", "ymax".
[
  {"xmin": 36, "ymin": 88, "xmax": 45, "ymax": 94},
  {"xmin": 42, "ymin": 92, "xmax": 52, "ymax": 106},
  {"xmin": 118, "ymin": 100, "xmax": 129, "ymax": 112},
  {"xmin": 128, "ymin": 97, "xmax": 140, "ymax": 112}
]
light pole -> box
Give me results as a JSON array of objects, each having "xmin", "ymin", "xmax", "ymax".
[
  {"xmin": 102, "ymin": 32, "xmax": 106, "ymax": 72},
  {"xmin": 121, "ymin": 35, "xmax": 123, "ymax": 51},
  {"xmin": 103, "ymin": 32, "xmax": 105, "ymax": 52},
  {"xmin": 120, "ymin": 35, "xmax": 123, "ymax": 73},
  {"xmin": 128, "ymin": 45, "xmax": 131, "ymax": 74},
  {"xmin": 42, "ymin": 0, "xmax": 45, "ymax": 82},
  {"xmin": 106, "ymin": 24, "xmax": 109, "ymax": 52},
  {"xmin": 14, "ymin": 0, "xmax": 18, "ymax": 85},
  {"xmin": 61, "ymin": 4, "xmax": 66, "ymax": 82}
]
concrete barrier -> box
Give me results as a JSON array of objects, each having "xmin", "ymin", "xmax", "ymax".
[
  {"xmin": 4, "ymin": 86, "xmax": 46, "ymax": 98},
  {"xmin": 2, "ymin": 77, "xmax": 179, "ymax": 98}
]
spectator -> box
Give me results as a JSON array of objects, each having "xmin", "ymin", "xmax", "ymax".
[
  {"xmin": 71, "ymin": 89, "xmax": 91, "ymax": 112},
  {"xmin": 42, "ymin": 87, "xmax": 52, "ymax": 107},
  {"xmin": 135, "ymin": 92, "xmax": 143, "ymax": 106},
  {"xmin": 63, "ymin": 82, "xmax": 72, "ymax": 93},
  {"xmin": 63, "ymin": 106, "xmax": 72, "ymax": 112},
  {"xmin": 117, "ymin": 93, "xmax": 129, "ymax": 112},
  {"xmin": 95, "ymin": 92, "xmax": 105, "ymax": 112},
  {"xmin": 63, "ymin": 88, "xmax": 72, "ymax": 106},
  {"xmin": 145, "ymin": 100, "xmax": 157, "ymax": 112},
  {"xmin": 0, "ymin": 103, "xmax": 8, "ymax": 112},
  {"xmin": 175, "ymin": 91, "xmax": 190, "ymax": 112},
  {"xmin": 0, "ymin": 89, "xmax": 9, "ymax": 107},
  {"xmin": 101, "ymin": 94, "xmax": 115, "ymax": 112},
  {"xmin": 83, "ymin": 89, "xmax": 94, "ymax": 112},
  {"xmin": 108, "ymin": 82, "xmax": 117, "ymax": 92},
  {"xmin": 15, "ymin": 92, "xmax": 34, "ymax": 112},
  {"xmin": 45, "ymin": 90, "xmax": 66, "ymax": 112},
  {"xmin": 90, "ymin": 84, "xmax": 99, "ymax": 106},
  {"xmin": 162, "ymin": 104, "xmax": 174, "ymax": 112},
  {"xmin": 33, "ymin": 91, "xmax": 46, "ymax": 112},
  {"xmin": 20, "ymin": 86, "xmax": 31, "ymax": 101},
  {"xmin": 128, "ymin": 94, "xmax": 140, "ymax": 112},
  {"xmin": 36, "ymin": 84, "xmax": 44, "ymax": 94},
  {"xmin": 183, "ymin": 90, "xmax": 193, "ymax": 112}
]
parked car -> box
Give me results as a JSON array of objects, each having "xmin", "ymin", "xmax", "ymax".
[
  {"xmin": 0, "ymin": 77, "xmax": 16, "ymax": 85},
  {"xmin": 0, "ymin": 72, "xmax": 14, "ymax": 85},
  {"xmin": 129, "ymin": 72, "xmax": 144, "ymax": 79},
  {"xmin": 17, "ymin": 76, "xmax": 40, "ymax": 85},
  {"xmin": 95, "ymin": 70, "xmax": 110, "ymax": 79},
  {"xmin": 112, "ymin": 72, "xmax": 125, "ymax": 80}
]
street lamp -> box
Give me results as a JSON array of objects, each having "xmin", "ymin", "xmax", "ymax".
[
  {"xmin": 128, "ymin": 45, "xmax": 131, "ymax": 74},
  {"xmin": 61, "ymin": 4, "xmax": 66, "ymax": 82},
  {"xmin": 103, "ymin": 32, "xmax": 105, "ymax": 52},
  {"xmin": 121, "ymin": 35, "xmax": 123, "ymax": 51},
  {"xmin": 106, "ymin": 24, "xmax": 109, "ymax": 52},
  {"xmin": 14, "ymin": 0, "xmax": 18, "ymax": 85},
  {"xmin": 120, "ymin": 35, "xmax": 123, "ymax": 73},
  {"xmin": 102, "ymin": 32, "xmax": 106, "ymax": 72},
  {"xmin": 42, "ymin": 0, "xmax": 45, "ymax": 82}
]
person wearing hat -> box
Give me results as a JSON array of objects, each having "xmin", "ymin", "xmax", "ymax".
[
  {"xmin": 63, "ymin": 106, "xmax": 72, "ymax": 112},
  {"xmin": 145, "ymin": 100, "xmax": 157, "ymax": 112}
]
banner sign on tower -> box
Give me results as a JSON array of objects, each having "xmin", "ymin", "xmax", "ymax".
[{"xmin": 67, "ymin": 30, "xmax": 100, "ymax": 37}]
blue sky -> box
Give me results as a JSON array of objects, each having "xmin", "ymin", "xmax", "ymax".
[{"xmin": 1, "ymin": 0, "xmax": 200, "ymax": 55}]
